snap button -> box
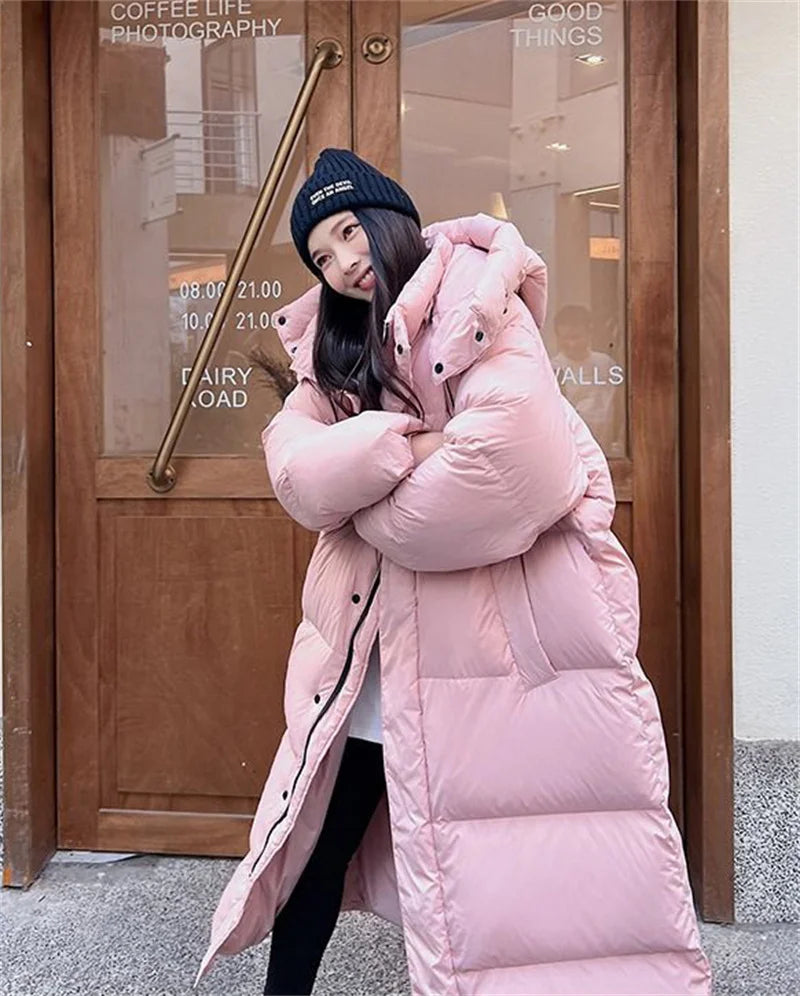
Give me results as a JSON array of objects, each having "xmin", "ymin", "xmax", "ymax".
[
  {"xmin": 396, "ymin": 343, "xmax": 403, "ymax": 354},
  {"xmin": 434, "ymin": 362, "xmax": 444, "ymax": 374},
  {"xmin": 282, "ymin": 790, "xmax": 288, "ymax": 800},
  {"xmin": 277, "ymin": 315, "xmax": 287, "ymax": 325},
  {"xmin": 351, "ymin": 593, "xmax": 361, "ymax": 603},
  {"xmin": 475, "ymin": 330, "xmax": 484, "ymax": 342},
  {"xmin": 314, "ymin": 693, "xmax": 321, "ymax": 704}
]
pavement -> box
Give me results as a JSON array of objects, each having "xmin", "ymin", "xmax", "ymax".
[{"xmin": 2, "ymin": 731, "xmax": 798, "ymax": 995}]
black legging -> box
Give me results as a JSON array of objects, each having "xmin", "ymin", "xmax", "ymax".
[{"xmin": 264, "ymin": 736, "xmax": 386, "ymax": 995}]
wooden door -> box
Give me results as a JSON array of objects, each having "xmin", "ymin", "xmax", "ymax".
[
  {"xmin": 53, "ymin": 0, "xmax": 684, "ymax": 858},
  {"xmin": 53, "ymin": 0, "xmax": 353, "ymax": 856},
  {"xmin": 352, "ymin": 0, "xmax": 684, "ymax": 822}
]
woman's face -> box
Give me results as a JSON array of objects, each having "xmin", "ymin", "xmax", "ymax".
[{"xmin": 307, "ymin": 210, "xmax": 376, "ymax": 300}]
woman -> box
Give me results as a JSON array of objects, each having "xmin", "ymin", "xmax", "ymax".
[{"xmin": 195, "ymin": 149, "xmax": 712, "ymax": 995}]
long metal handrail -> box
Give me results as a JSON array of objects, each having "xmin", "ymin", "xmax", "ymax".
[{"xmin": 147, "ymin": 38, "xmax": 343, "ymax": 492}]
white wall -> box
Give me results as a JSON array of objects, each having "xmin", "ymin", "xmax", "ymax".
[{"xmin": 730, "ymin": 0, "xmax": 800, "ymax": 741}]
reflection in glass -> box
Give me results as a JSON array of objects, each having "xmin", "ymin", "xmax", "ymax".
[
  {"xmin": 400, "ymin": 0, "xmax": 627, "ymax": 456},
  {"xmin": 98, "ymin": 4, "xmax": 313, "ymax": 455},
  {"xmin": 551, "ymin": 303, "xmax": 624, "ymax": 456}
]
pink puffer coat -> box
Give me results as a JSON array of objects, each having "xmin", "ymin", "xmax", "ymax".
[{"xmin": 194, "ymin": 213, "xmax": 712, "ymax": 994}]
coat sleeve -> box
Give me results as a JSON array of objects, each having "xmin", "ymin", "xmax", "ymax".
[
  {"xmin": 351, "ymin": 323, "xmax": 589, "ymax": 571},
  {"xmin": 261, "ymin": 377, "xmax": 424, "ymax": 533}
]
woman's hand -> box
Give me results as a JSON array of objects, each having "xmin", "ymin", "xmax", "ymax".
[{"xmin": 409, "ymin": 431, "xmax": 444, "ymax": 467}]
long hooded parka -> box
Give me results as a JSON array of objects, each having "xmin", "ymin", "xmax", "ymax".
[{"xmin": 194, "ymin": 213, "xmax": 713, "ymax": 995}]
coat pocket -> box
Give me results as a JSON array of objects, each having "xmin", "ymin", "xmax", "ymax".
[{"xmin": 490, "ymin": 555, "xmax": 559, "ymax": 691}]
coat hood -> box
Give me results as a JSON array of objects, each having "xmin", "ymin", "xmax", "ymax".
[{"xmin": 272, "ymin": 212, "xmax": 548, "ymax": 387}]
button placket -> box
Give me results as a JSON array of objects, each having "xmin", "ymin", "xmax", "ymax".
[
  {"xmin": 391, "ymin": 312, "xmax": 411, "ymax": 364},
  {"xmin": 394, "ymin": 340, "xmax": 412, "ymax": 389}
]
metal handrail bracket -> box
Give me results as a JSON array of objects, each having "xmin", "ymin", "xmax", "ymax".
[{"xmin": 147, "ymin": 38, "xmax": 343, "ymax": 492}]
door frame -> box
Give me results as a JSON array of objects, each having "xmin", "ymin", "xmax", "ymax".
[
  {"xmin": 1, "ymin": 0, "xmax": 733, "ymax": 921},
  {"xmin": 676, "ymin": 0, "xmax": 734, "ymax": 923},
  {"xmin": 0, "ymin": 0, "xmax": 55, "ymax": 888}
]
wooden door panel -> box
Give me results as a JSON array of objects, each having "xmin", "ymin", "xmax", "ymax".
[
  {"xmin": 109, "ymin": 513, "xmax": 294, "ymax": 797},
  {"xmin": 95, "ymin": 504, "xmax": 302, "ymax": 858}
]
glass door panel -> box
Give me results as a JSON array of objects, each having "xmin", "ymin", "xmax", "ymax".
[
  {"xmin": 97, "ymin": 2, "xmax": 316, "ymax": 456},
  {"xmin": 400, "ymin": 0, "xmax": 627, "ymax": 458}
]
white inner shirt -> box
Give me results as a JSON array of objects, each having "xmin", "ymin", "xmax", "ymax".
[{"xmin": 348, "ymin": 633, "xmax": 383, "ymax": 744}]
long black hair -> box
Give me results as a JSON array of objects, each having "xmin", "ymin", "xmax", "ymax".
[
  {"xmin": 249, "ymin": 207, "xmax": 431, "ymax": 420},
  {"xmin": 311, "ymin": 206, "xmax": 430, "ymax": 421}
]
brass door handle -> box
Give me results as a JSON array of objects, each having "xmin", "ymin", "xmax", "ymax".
[{"xmin": 147, "ymin": 38, "xmax": 344, "ymax": 493}]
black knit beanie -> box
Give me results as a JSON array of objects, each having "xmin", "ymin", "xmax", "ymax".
[{"xmin": 290, "ymin": 148, "xmax": 421, "ymax": 275}]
